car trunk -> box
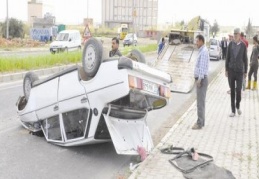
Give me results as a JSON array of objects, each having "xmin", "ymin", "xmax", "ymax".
[{"xmin": 101, "ymin": 89, "xmax": 167, "ymax": 155}]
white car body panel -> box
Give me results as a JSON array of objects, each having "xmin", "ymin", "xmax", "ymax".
[{"xmin": 58, "ymin": 71, "xmax": 86, "ymax": 101}]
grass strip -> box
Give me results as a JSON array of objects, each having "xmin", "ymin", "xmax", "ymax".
[{"xmin": 0, "ymin": 44, "xmax": 157, "ymax": 72}]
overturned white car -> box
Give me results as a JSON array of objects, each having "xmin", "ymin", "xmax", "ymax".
[{"xmin": 16, "ymin": 38, "xmax": 172, "ymax": 155}]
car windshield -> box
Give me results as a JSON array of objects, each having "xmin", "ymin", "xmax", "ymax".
[
  {"xmin": 126, "ymin": 34, "xmax": 133, "ymax": 39},
  {"xmin": 56, "ymin": 33, "xmax": 69, "ymax": 41},
  {"xmin": 210, "ymin": 39, "xmax": 218, "ymax": 45},
  {"xmin": 122, "ymin": 28, "xmax": 128, "ymax": 32}
]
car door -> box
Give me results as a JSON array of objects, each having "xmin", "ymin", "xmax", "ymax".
[
  {"xmin": 35, "ymin": 78, "xmax": 62, "ymax": 143},
  {"xmin": 58, "ymin": 70, "xmax": 91, "ymax": 142},
  {"xmin": 69, "ymin": 33, "xmax": 76, "ymax": 50}
]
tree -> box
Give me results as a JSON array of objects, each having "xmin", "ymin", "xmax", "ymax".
[
  {"xmin": 1, "ymin": 18, "xmax": 24, "ymax": 38},
  {"xmin": 245, "ymin": 18, "xmax": 253, "ymax": 39},
  {"xmin": 180, "ymin": 20, "xmax": 185, "ymax": 27},
  {"xmin": 211, "ymin": 20, "xmax": 220, "ymax": 37},
  {"xmin": 174, "ymin": 20, "xmax": 185, "ymax": 30}
]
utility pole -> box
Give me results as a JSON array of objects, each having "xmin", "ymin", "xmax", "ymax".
[
  {"xmin": 87, "ymin": 0, "xmax": 89, "ymax": 20},
  {"xmin": 6, "ymin": 0, "xmax": 9, "ymax": 39}
]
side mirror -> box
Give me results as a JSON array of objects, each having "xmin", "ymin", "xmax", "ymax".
[{"xmin": 69, "ymin": 38, "xmax": 72, "ymax": 42}]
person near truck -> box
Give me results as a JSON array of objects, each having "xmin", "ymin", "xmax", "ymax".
[
  {"xmin": 158, "ymin": 37, "xmax": 165, "ymax": 55},
  {"xmin": 221, "ymin": 37, "xmax": 228, "ymax": 59},
  {"xmin": 241, "ymin": 32, "xmax": 249, "ymax": 48},
  {"xmin": 192, "ymin": 34, "xmax": 209, "ymax": 130},
  {"xmin": 225, "ymin": 28, "xmax": 248, "ymax": 117},
  {"xmin": 109, "ymin": 37, "xmax": 122, "ymax": 57},
  {"xmin": 246, "ymin": 35, "xmax": 259, "ymax": 90}
]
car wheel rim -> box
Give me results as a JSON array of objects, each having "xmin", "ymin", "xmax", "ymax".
[
  {"xmin": 85, "ymin": 44, "xmax": 96, "ymax": 70},
  {"xmin": 24, "ymin": 78, "xmax": 31, "ymax": 98}
]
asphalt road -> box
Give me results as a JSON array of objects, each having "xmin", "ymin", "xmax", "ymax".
[{"xmin": 0, "ymin": 50, "xmax": 225, "ymax": 179}]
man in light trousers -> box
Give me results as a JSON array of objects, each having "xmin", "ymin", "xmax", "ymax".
[{"xmin": 192, "ymin": 35, "xmax": 210, "ymax": 130}]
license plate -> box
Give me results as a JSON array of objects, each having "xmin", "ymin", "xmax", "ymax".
[{"xmin": 142, "ymin": 80, "xmax": 159, "ymax": 95}]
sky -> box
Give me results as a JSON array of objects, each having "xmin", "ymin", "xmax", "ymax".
[{"xmin": 0, "ymin": 0, "xmax": 258, "ymax": 27}]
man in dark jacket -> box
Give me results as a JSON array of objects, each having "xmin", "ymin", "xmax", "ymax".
[
  {"xmin": 221, "ymin": 37, "xmax": 228, "ymax": 59},
  {"xmin": 225, "ymin": 28, "xmax": 248, "ymax": 117},
  {"xmin": 109, "ymin": 37, "xmax": 122, "ymax": 57}
]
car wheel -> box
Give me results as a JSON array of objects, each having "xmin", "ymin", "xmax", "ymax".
[
  {"xmin": 65, "ymin": 47, "xmax": 68, "ymax": 53},
  {"xmin": 126, "ymin": 49, "xmax": 146, "ymax": 64},
  {"xmin": 78, "ymin": 46, "xmax": 81, "ymax": 51},
  {"xmin": 82, "ymin": 37, "xmax": 103, "ymax": 78},
  {"xmin": 51, "ymin": 51, "xmax": 55, "ymax": 54},
  {"xmin": 23, "ymin": 72, "xmax": 39, "ymax": 101}
]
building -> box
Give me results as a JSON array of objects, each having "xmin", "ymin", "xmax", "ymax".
[
  {"xmin": 28, "ymin": 0, "xmax": 55, "ymax": 25},
  {"xmin": 102, "ymin": 0, "xmax": 158, "ymax": 31},
  {"xmin": 32, "ymin": 12, "xmax": 56, "ymax": 28},
  {"xmin": 28, "ymin": 0, "xmax": 43, "ymax": 25}
]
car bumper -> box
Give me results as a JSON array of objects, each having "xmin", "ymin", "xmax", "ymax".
[
  {"xmin": 209, "ymin": 51, "xmax": 220, "ymax": 59},
  {"xmin": 123, "ymin": 41, "xmax": 133, "ymax": 45},
  {"xmin": 50, "ymin": 47, "xmax": 65, "ymax": 52}
]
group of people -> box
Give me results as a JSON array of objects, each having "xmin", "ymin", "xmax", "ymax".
[
  {"xmin": 108, "ymin": 32, "xmax": 258, "ymax": 131},
  {"xmin": 192, "ymin": 28, "xmax": 259, "ymax": 130}
]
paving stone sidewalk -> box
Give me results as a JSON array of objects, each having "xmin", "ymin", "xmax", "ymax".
[{"xmin": 129, "ymin": 68, "xmax": 259, "ymax": 179}]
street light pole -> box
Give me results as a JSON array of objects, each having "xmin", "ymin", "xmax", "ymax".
[{"xmin": 6, "ymin": 0, "xmax": 9, "ymax": 39}]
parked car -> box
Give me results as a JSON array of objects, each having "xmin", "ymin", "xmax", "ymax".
[
  {"xmin": 209, "ymin": 39, "xmax": 222, "ymax": 60},
  {"xmin": 123, "ymin": 33, "xmax": 138, "ymax": 47},
  {"xmin": 16, "ymin": 38, "xmax": 172, "ymax": 155},
  {"xmin": 50, "ymin": 30, "xmax": 82, "ymax": 54}
]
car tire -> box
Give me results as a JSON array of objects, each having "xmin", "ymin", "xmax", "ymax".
[
  {"xmin": 126, "ymin": 49, "xmax": 146, "ymax": 64},
  {"xmin": 23, "ymin": 72, "xmax": 39, "ymax": 101},
  {"xmin": 82, "ymin": 37, "xmax": 103, "ymax": 78}
]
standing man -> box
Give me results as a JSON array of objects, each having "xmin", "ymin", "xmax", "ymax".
[
  {"xmin": 221, "ymin": 37, "xmax": 228, "ymax": 59},
  {"xmin": 192, "ymin": 35, "xmax": 210, "ymax": 130},
  {"xmin": 227, "ymin": 34, "xmax": 234, "ymax": 94},
  {"xmin": 241, "ymin": 32, "xmax": 249, "ymax": 48},
  {"xmin": 246, "ymin": 35, "xmax": 259, "ymax": 90},
  {"xmin": 109, "ymin": 37, "xmax": 122, "ymax": 57},
  {"xmin": 158, "ymin": 37, "xmax": 165, "ymax": 55},
  {"xmin": 226, "ymin": 28, "xmax": 248, "ymax": 117}
]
